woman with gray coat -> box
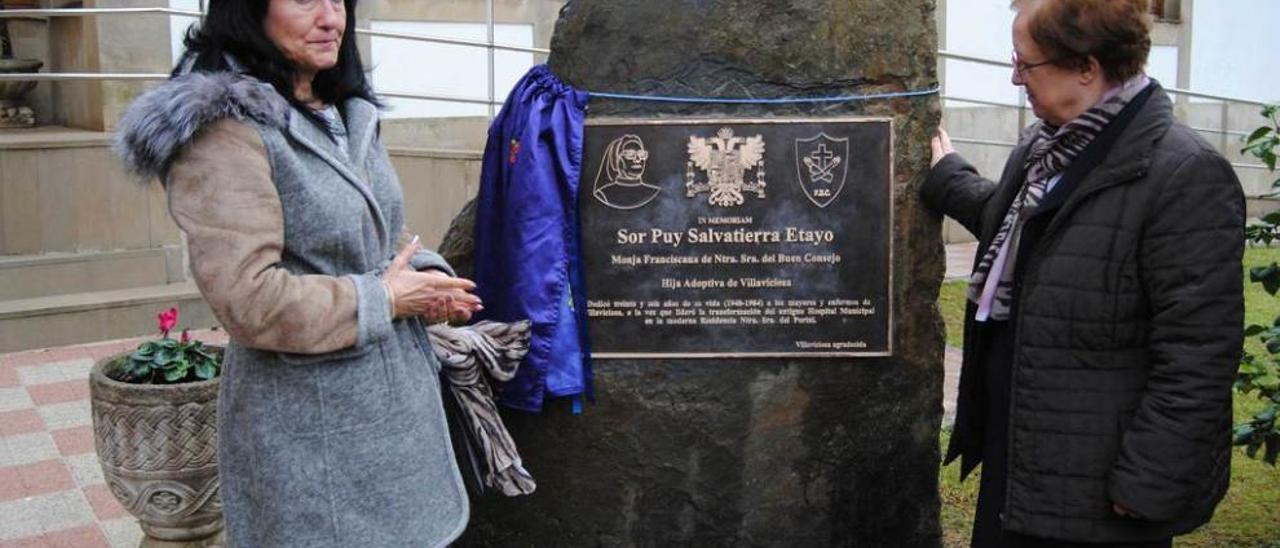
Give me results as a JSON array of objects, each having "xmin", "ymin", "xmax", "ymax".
[
  {"xmin": 923, "ymin": 0, "xmax": 1243, "ymax": 546},
  {"xmin": 114, "ymin": 0, "xmax": 481, "ymax": 545}
]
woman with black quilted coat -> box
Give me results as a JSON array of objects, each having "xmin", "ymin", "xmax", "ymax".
[{"xmin": 923, "ymin": 0, "xmax": 1244, "ymax": 546}]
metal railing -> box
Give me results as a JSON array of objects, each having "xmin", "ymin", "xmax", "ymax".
[
  {"xmin": 0, "ymin": 3, "xmax": 537, "ymax": 108},
  {"xmin": 937, "ymin": 50, "xmax": 1275, "ymax": 194},
  {"xmin": 0, "ymin": 7, "xmax": 202, "ymax": 17},
  {"xmin": 0, "ymin": 7, "xmax": 1275, "ymax": 180},
  {"xmin": 939, "ymin": 49, "xmax": 1273, "ymax": 107}
]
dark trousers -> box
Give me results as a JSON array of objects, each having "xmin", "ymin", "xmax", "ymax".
[{"xmin": 968, "ymin": 321, "xmax": 1170, "ymax": 548}]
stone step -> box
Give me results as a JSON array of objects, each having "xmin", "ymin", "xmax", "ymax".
[
  {"xmin": 0, "ymin": 282, "xmax": 217, "ymax": 353},
  {"xmin": 0, "ymin": 247, "xmax": 183, "ymax": 301}
]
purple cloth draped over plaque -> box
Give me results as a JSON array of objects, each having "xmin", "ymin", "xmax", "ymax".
[{"xmin": 473, "ymin": 64, "xmax": 593, "ymax": 412}]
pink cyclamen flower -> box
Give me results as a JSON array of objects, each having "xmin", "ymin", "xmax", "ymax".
[
  {"xmin": 158, "ymin": 307, "xmax": 179, "ymax": 337},
  {"xmin": 180, "ymin": 329, "xmax": 191, "ymax": 344}
]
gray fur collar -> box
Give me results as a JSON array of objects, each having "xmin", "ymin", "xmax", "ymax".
[{"xmin": 113, "ymin": 71, "xmax": 290, "ymax": 180}]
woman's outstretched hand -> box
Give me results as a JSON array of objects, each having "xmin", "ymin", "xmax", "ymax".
[
  {"xmin": 931, "ymin": 127, "xmax": 955, "ymax": 168},
  {"xmin": 383, "ymin": 236, "xmax": 483, "ymax": 324}
]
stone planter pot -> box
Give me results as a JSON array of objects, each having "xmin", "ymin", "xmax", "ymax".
[
  {"xmin": 0, "ymin": 58, "xmax": 40, "ymax": 97},
  {"xmin": 90, "ymin": 353, "xmax": 223, "ymax": 542},
  {"xmin": 0, "ymin": 58, "xmax": 40, "ymax": 128}
]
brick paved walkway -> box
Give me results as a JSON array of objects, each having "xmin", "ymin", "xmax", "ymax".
[
  {"xmin": 0, "ymin": 329, "xmax": 227, "ymax": 548},
  {"xmin": 0, "ymin": 243, "xmax": 979, "ymax": 546}
]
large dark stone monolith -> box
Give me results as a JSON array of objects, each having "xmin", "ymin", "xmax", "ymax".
[{"xmin": 446, "ymin": 1, "xmax": 946, "ymax": 545}]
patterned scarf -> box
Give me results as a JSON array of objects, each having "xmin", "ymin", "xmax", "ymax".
[
  {"xmin": 968, "ymin": 77, "xmax": 1150, "ymax": 321},
  {"xmin": 430, "ymin": 321, "xmax": 537, "ymax": 496}
]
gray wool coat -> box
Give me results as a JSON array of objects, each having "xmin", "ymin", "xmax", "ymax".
[{"xmin": 115, "ymin": 71, "xmax": 469, "ymax": 547}]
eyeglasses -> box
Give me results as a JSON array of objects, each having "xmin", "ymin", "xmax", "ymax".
[
  {"xmin": 620, "ymin": 149, "xmax": 649, "ymax": 162},
  {"xmin": 292, "ymin": 0, "xmax": 345, "ymax": 11},
  {"xmin": 1011, "ymin": 51, "xmax": 1057, "ymax": 80}
]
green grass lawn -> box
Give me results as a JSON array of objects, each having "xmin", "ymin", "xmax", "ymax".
[
  {"xmin": 938, "ymin": 281, "xmax": 967, "ymax": 349},
  {"xmin": 936, "ymin": 247, "xmax": 1280, "ymax": 547}
]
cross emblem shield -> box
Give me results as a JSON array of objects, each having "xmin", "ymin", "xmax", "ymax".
[{"xmin": 794, "ymin": 133, "xmax": 849, "ymax": 208}]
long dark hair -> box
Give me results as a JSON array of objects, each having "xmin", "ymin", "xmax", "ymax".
[{"xmin": 176, "ymin": 0, "xmax": 377, "ymax": 117}]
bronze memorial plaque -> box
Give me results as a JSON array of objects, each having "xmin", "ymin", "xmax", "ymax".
[{"xmin": 579, "ymin": 117, "xmax": 893, "ymax": 358}]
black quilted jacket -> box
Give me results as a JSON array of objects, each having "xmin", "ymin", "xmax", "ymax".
[{"xmin": 922, "ymin": 83, "xmax": 1244, "ymax": 543}]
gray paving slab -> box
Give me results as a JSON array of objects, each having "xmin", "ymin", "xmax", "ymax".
[
  {"xmin": 101, "ymin": 517, "xmax": 145, "ymax": 548},
  {"xmin": 37, "ymin": 399, "xmax": 92, "ymax": 430},
  {"xmin": 17, "ymin": 358, "xmax": 94, "ymax": 386},
  {"xmin": 0, "ymin": 489, "xmax": 96, "ymax": 541},
  {"xmin": 943, "ymin": 346, "xmax": 962, "ymax": 427},
  {"xmin": 66, "ymin": 452, "xmax": 106, "ymax": 487},
  {"xmin": 0, "ymin": 431, "xmax": 59, "ymax": 467},
  {"xmin": 0, "ymin": 386, "xmax": 34, "ymax": 412},
  {"xmin": 945, "ymin": 241, "xmax": 978, "ymax": 280}
]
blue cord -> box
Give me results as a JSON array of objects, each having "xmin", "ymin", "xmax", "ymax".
[{"xmin": 588, "ymin": 85, "xmax": 940, "ymax": 105}]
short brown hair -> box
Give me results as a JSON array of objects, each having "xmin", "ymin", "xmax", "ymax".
[{"xmin": 1015, "ymin": 0, "xmax": 1152, "ymax": 83}]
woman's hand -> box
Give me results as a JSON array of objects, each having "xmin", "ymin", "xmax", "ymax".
[
  {"xmin": 930, "ymin": 127, "xmax": 955, "ymax": 168},
  {"xmin": 423, "ymin": 269, "xmax": 480, "ymax": 325},
  {"xmin": 383, "ymin": 237, "xmax": 483, "ymax": 324}
]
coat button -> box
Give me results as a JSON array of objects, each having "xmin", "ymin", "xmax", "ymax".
[{"xmin": 998, "ymin": 512, "xmax": 1006, "ymax": 522}]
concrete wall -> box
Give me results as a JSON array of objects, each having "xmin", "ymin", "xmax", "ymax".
[
  {"xmin": 353, "ymin": 1, "xmax": 568, "ymax": 146},
  {"xmin": 389, "ymin": 148, "xmax": 482, "ymax": 250},
  {"xmin": 939, "ymin": 99, "xmax": 1279, "ymax": 243},
  {"xmin": 1187, "ymin": 0, "xmax": 1280, "ymax": 104},
  {"xmin": 943, "ymin": 0, "xmax": 1279, "ymax": 108},
  {"xmin": 94, "ymin": 0, "xmax": 173, "ymax": 133},
  {"xmin": 380, "ymin": 117, "xmax": 489, "ymax": 153},
  {"xmin": 7, "ymin": 0, "xmax": 176, "ymax": 131},
  {"xmin": 359, "ymin": 0, "xmax": 563, "ymax": 54},
  {"xmin": 0, "ymin": 128, "xmax": 480, "ymax": 256},
  {"xmin": 937, "ymin": 0, "xmax": 1276, "ymax": 243},
  {"xmin": 47, "ymin": 13, "xmax": 102, "ymax": 130},
  {"xmin": 0, "ymin": 130, "xmax": 177, "ymax": 255},
  {"xmin": 0, "ymin": 128, "xmax": 480, "ymax": 351}
]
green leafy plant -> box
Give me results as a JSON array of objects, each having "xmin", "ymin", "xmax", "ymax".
[
  {"xmin": 1237, "ymin": 103, "xmax": 1280, "ymax": 466},
  {"xmin": 1242, "ymin": 105, "xmax": 1279, "ymax": 186},
  {"xmin": 110, "ymin": 307, "xmax": 222, "ymax": 384}
]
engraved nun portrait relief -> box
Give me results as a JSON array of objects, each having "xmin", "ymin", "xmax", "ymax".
[{"xmin": 592, "ymin": 134, "xmax": 661, "ymax": 210}]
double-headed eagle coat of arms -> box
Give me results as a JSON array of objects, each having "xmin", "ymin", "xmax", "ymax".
[{"xmin": 685, "ymin": 127, "xmax": 767, "ymax": 207}]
